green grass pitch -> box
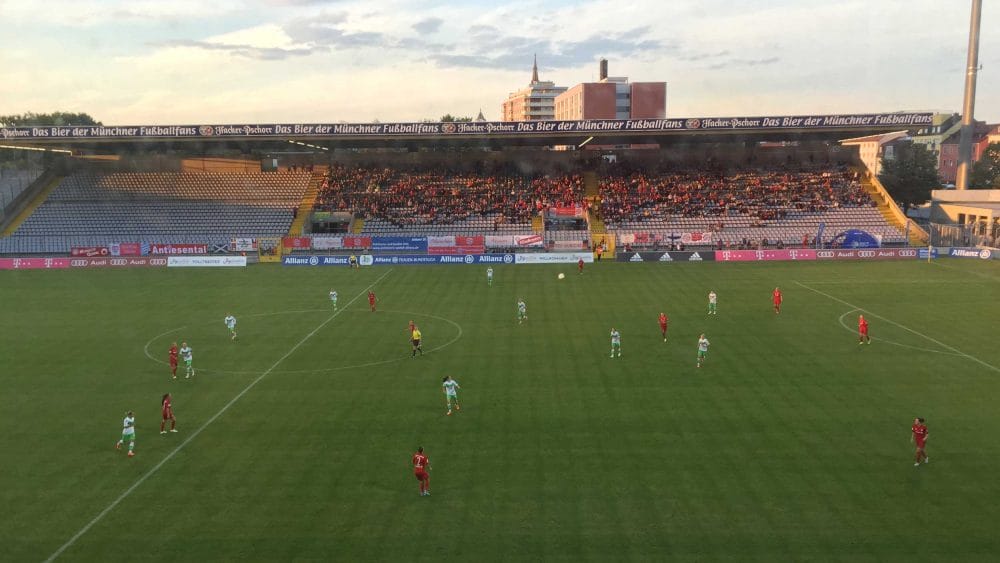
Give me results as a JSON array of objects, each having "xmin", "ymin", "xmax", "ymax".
[{"xmin": 2, "ymin": 259, "xmax": 1000, "ymax": 561}]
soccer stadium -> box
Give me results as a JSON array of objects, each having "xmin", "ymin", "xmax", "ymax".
[{"xmin": 2, "ymin": 2, "xmax": 999, "ymax": 561}]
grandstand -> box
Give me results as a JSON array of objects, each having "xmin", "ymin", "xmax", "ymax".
[
  {"xmin": 0, "ymin": 171, "xmax": 309, "ymax": 254},
  {"xmin": 599, "ymin": 166, "xmax": 908, "ymax": 246},
  {"xmin": 314, "ymin": 165, "xmax": 583, "ymax": 238}
]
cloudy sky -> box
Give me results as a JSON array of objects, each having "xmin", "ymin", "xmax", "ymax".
[{"xmin": 0, "ymin": 0, "xmax": 996, "ymax": 124}]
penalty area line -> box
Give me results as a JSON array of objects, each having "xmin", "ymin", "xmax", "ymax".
[
  {"xmin": 794, "ymin": 280, "xmax": 1000, "ymax": 375},
  {"xmin": 44, "ymin": 269, "xmax": 394, "ymax": 563}
]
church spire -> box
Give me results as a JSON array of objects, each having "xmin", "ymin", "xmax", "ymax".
[{"xmin": 531, "ymin": 54, "xmax": 539, "ymax": 83}]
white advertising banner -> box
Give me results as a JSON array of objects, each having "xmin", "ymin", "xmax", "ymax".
[
  {"xmin": 311, "ymin": 236, "xmax": 344, "ymax": 250},
  {"xmin": 485, "ymin": 235, "xmax": 514, "ymax": 248},
  {"xmin": 515, "ymin": 252, "xmax": 593, "ymax": 264},
  {"xmin": 168, "ymin": 256, "xmax": 248, "ymax": 268}
]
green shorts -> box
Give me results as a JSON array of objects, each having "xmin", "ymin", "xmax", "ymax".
[
  {"xmin": 446, "ymin": 393, "xmax": 458, "ymax": 403},
  {"xmin": 185, "ymin": 358, "xmax": 193, "ymax": 367},
  {"xmin": 612, "ymin": 342, "xmax": 621, "ymax": 348},
  {"xmin": 121, "ymin": 431, "xmax": 135, "ymax": 442},
  {"xmin": 698, "ymin": 350, "xmax": 708, "ymax": 358}
]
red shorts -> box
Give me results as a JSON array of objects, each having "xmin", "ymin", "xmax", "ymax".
[
  {"xmin": 660, "ymin": 324, "xmax": 668, "ymax": 332},
  {"xmin": 169, "ymin": 358, "xmax": 178, "ymax": 367},
  {"xmin": 162, "ymin": 410, "xmax": 173, "ymax": 420},
  {"xmin": 414, "ymin": 470, "xmax": 429, "ymax": 481},
  {"xmin": 915, "ymin": 440, "xmax": 926, "ymax": 449},
  {"xmin": 773, "ymin": 300, "xmax": 781, "ymax": 306},
  {"xmin": 859, "ymin": 327, "xmax": 868, "ymax": 335}
]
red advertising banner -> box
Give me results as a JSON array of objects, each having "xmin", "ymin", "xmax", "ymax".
[
  {"xmin": 150, "ymin": 243, "xmax": 207, "ymax": 255},
  {"xmin": 515, "ymin": 234, "xmax": 543, "ymax": 247},
  {"xmin": 427, "ymin": 235, "xmax": 485, "ymax": 255},
  {"xmin": 717, "ymin": 249, "xmax": 817, "ymax": 262},
  {"xmin": 342, "ymin": 236, "xmax": 372, "ymax": 249},
  {"xmin": 282, "ymin": 237, "xmax": 312, "ymax": 249},
  {"xmin": 549, "ymin": 205, "xmax": 585, "ymax": 218},
  {"xmin": 69, "ymin": 257, "xmax": 168, "ymax": 268},
  {"xmin": 70, "ymin": 246, "xmax": 110, "ymax": 257},
  {"xmin": 815, "ymin": 248, "xmax": 918, "ymax": 260},
  {"xmin": 0, "ymin": 257, "xmax": 71, "ymax": 270},
  {"xmin": 112, "ymin": 243, "xmax": 142, "ymax": 256}
]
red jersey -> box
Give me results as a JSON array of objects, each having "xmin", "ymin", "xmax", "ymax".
[
  {"xmin": 412, "ymin": 453, "xmax": 429, "ymax": 473},
  {"xmin": 368, "ymin": 292, "xmax": 376, "ymax": 303},
  {"xmin": 578, "ymin": 259, "xmax": 584, "ymax": 269},
  {"xmin": 912, "ymin": 423, "xmax": 928, "ymax": 446},
  {"xmin": 773, "ymin": 289, "xmax": 782, "ymax": 304},
  {"xmin": 859, "ymin": 318, "xmax": 869, "ymax": 331},
  {"xmin": 162, "ymin": 396, "xmax": 173, "ymax": 416},
  {"xmin": 169, "ymin": 345, "xmax": 178, "ymax": 359},
  {"xmin": 658, "ymin": 314, "xmax": 668, "ymax": 328}
]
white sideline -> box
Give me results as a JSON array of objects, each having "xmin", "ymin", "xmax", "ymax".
[
  {"xmin": 44, "ymin": 270, "xmax": 394, "ymax": 562},
  {"xmin": 794, "ymin": 280, "xmax": 1000, "ymax": 375}
]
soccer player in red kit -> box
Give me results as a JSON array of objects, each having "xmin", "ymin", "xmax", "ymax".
[
  {"xmin": 368, "ymin": 290, "xmax": 377, "ymax": 312},
  {"xmin": 911, "ymin": 417, "xmax": 928, "ymax": 466},
  {"xmin": 578, "ymin": 258, "xmax": 584, "ymax": 275},
  {"xmin": 160, "ymin": 393, "xmax": 177, "ymax": 434},
  {"xmin": 412, "ymin": 447, "xmax": 431, "ymax": 496},
  {"xmin": 168, "ymin": 342, "xmax": 179, "ymax": 379},
  {"xmin": 658, "ymin": 312, "xmax": 668, "ymax": 342},
  {"xmin": 772, "ymin": 287, "xmax": 783, "ymax": 314},
  {"xmin": 858, "ymin": 314, "xmax": 871, "ymax": 345}
]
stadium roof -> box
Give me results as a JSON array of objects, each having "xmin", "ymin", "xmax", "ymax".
[{"xmin": 0, "ymin": 112, "xmax": 934, "ymax": 153}]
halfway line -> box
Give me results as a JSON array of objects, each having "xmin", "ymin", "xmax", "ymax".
[
  {"xmin": 44, "ymin": 270, "xmax": 394, "ymax": 563},
  {"xmin": 794, "ymin": 280, "xmax": 1000, "ymax": 375}
]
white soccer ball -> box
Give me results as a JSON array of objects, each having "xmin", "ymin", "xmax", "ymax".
[{"xmin": 558, "ymin": 273, "xmax": 565, "ymax": 279}]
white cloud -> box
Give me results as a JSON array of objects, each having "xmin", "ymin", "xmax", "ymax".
[{"xmin": 0, "ymin": 0, "xmax": 996, "ymax": 123}]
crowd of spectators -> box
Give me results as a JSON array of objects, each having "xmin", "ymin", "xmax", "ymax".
[
  {"xmin": 597, "ymin": 166, "xmax": 871, "ymax": 226},
  {"xmin": 314, "ymin": 164, "xmax": 584, "ymax": 228}
]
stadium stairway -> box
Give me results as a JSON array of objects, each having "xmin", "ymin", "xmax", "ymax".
[
  {"xmin": 1, "ymin": 173, "xmax": 63, "ymax": 237},
  {"xmin": 287, "ymin": 171, "xmax": 324, "ymax": 236},
  {"xmin": 856, "ymin": 168, "xmax": 927, "ymax": 245},
  {"xmin": 531, "ymin": 215, "xmax": 544, "ymax": 234}
]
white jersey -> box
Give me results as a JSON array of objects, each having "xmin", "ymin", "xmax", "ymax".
[
  {"xmin": 487, "ymin": 268, "xmax": 493, "ymax": 278},
  {"xmin": 443, "ymin": 379, "xmax": 460, "ymax": 396},
  {"xmin": 225, "ymin": 315, "xmax": 236, "ymax": 329},
  {"xmin": 708, "ymin": 292, "xmax": 717, "ymax": 304},
  {"xmin": 180, "ymin": 346, "xmax": 192, "ymax": 361},
  {"xmin": 517, "ymin": 301, "xmax": 526, "ymax": 314},
  {"xmin": 698, "ymin": 337, "xmax": 710, "ymax": 352},
  {"xmin": 329, "ymin": 291, "xmax": 338, "ymax": 301},
  {"xmin": 122, "ymin": 415, "xmax": 135, "ymax": 436},
  {"xmin": 611, "ymin": 330, "xmax": 621, "ymax": 345}
]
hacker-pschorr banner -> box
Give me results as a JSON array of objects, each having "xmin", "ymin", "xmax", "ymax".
[
  {"xmin": 618, "ymin": 251, "xmax": 716, "ymax": 262},
  {"xmin": 0, "ymin": 113, "xmax": 934, "ymax": 141}
]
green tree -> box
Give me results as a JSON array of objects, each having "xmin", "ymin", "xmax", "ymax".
[
  {"xmin": 0, "ymin": 112, "xmax": 101, "ymax": 127},
  {"xmin": 878, "ymin": 142, "xmax": 939, "ymax": 210},
  {"xmin": 969, "ymin": 142, "xmax": 1000, "ymax": 189},
  {"xmin": 439, "ymin": 114, "xmax": 472, "ymax": 122}
]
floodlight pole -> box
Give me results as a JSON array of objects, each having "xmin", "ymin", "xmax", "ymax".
[{"xmin": 955, "ymin": 0, "xmax": 982, "ymax": 190}]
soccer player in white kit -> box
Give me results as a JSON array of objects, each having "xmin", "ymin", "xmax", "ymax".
[
  {"xmin": 329, "ymin": 289, "xmax": 338, "ymax": 310},
  {"xmin": 116, "ymin": 411, "xmax": 136, "ymax": 457},
  {"xmin": 517, "ymin": 300, "xmax": 527, "ymax": 324},
  {"xmin": 610, "ymin": 328, "xmax": 622, "ymax": 358},
  {"xmin": 486, "ymin": 267, "xmax": 494, "ymax": 287},
  {"xmin": 442, "ymin": 376, "xmax": 461, "ymax": 415},
  {"xmin": 708, "ymin": 291, "xmax": 718, "ymax": 315},
  {"xmin": 697, "ymin": 334, "xmax": 711, "ymax": 367},
  {"xmin": 224, "ymin": 314, "xmax": 237, "ymax": 341},
  {"xmin": 180, "ymin": 342, "xmax": 194, "ymax": 378}
]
